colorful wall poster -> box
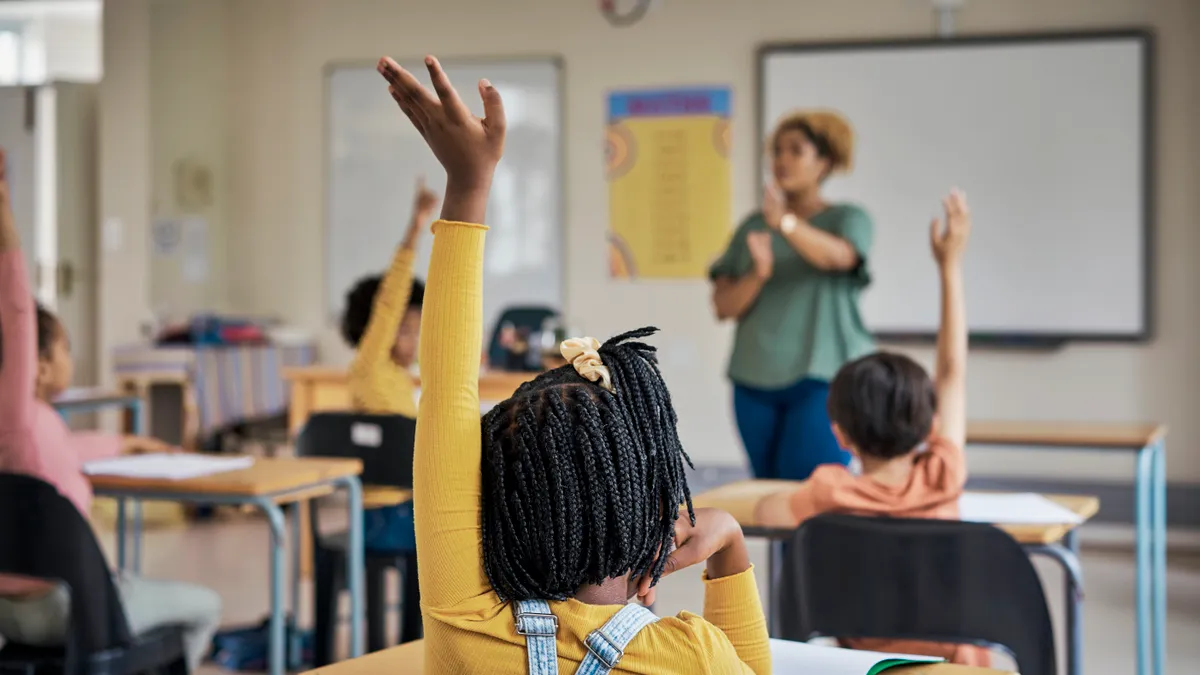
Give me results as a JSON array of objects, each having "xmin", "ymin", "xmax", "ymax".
[{"xmin": 606, "ymin": 87, "xmax": 732, "ymax": 279}]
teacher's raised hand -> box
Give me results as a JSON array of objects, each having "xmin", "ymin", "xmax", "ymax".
[{"xmin": 761, "ymin": 183, "xmax": 787, "ymax": 230}]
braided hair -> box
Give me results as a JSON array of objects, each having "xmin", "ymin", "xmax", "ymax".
[{"xmin": 479, "ymin": 326, "xmax": 695, "ymax": 601}]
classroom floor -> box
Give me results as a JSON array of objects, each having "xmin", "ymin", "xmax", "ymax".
[{"xmin": 99, "ymin": 512, "xmax": 1200, "ymax": 675}]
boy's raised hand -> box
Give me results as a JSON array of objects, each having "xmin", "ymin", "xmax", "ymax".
[
  {"xmin": 378, "ymin": 55, "xmax": 505, "ymax": 215},
  {"xmin": 929, "ymin": 188, "xmax": 970, "ymax": 266}
]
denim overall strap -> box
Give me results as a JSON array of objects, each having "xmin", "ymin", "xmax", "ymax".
[
  {"xmin": 576, "ymin": 603, "xmax": 660, "ymax": 675},
  {"xmin": 514, "ymin": 599, "xmax": 559, "ymax": 674}
]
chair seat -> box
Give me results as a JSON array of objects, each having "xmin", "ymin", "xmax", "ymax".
[{"xmin": 0, "ymin": 625, "xmax": 187, "ymax": 675}]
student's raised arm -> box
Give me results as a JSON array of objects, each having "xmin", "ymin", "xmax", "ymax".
[
  {"xmin": 377, "ymin": 55, "xmax": 505, "ymax": 610},
  {"xmin": 928, "ymin": 189, "xmax": 970, "ymax": 449},
  {"xmin": 0, "ymin": 148, "xmax": 37, "ymax": 444}
]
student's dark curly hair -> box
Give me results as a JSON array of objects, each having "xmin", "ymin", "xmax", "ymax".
[
  {"xmin": 827, "ymin": 351, "xmax": 937, "ymax": 460},
  {"xmin": 339, "ymin": 275, "xmax": 425, "ymax": 347},
  {"xmin": 0, "ymin": 302, "xmax": 60, "ymax": 368},
  {"xmin": 479, "ymin": 326, "xmax": 695, "ymax": 602}
]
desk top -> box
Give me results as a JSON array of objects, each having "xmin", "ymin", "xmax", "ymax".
[
  {"xmin": 693, "ymin": 480, "xmax": 1099, "ymax": 546},
  {"xmin": 88, "ymin": 457, "xmax": 362, "ymax": 497},
  {"xmin": 53, "ymin": 387, "xmax": 140, "ymax": 408},
  {"xmin": 967, "ymin": 420, "xmax": 1166, "ymax": 449},
  {"xmin": 299, "ymin": 640, "xmax": 1007, "ymax": 675}
]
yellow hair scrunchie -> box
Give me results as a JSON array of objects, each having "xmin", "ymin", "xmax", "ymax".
[{"xmin": 559, "ymin": 337, "xmax": 614, "ymax": 393}]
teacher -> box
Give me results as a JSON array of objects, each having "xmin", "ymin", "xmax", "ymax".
[{"xmin": 709, "ymin": 110, "xmax": 874, "ymax": 480}]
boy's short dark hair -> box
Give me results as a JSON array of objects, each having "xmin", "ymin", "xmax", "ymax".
[
  {"xmin": 827, "ymin": 352, "xmax": 937, "ymax": 459},
  {"xmin": 340, "ymin": 275, "xmax": 425, "ymax": 348}
]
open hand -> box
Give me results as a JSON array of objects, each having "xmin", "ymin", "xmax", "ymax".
[
  {"xmin": 378, "ymin": 56, "xmax": 505, "ymax": 197},
  {"xmin": 747, "ymin": 231, "xmax": 774, "ymax": 280},
  {"xmin": 929, "ymin": 188, "xmax": 970, "ymax": 266},
  {"xmin": 122, "ymin": 435, "xmax": 179, "ymax": 456}
]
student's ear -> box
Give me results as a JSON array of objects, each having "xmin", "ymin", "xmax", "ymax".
[{"xmin": 35, "ymin": 358, "xmax": 52, "ymax": 391}]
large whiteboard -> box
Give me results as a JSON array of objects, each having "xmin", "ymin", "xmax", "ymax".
[
  {"xmin": 760, "ymin": 32, "xmax": 1152, "ymax": 340},
  {"xmin": 326, "ymin": 57, "xmax": 563, "ymax": 340}
]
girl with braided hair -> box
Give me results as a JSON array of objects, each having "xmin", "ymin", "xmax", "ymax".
[{"xmin": 377, "ymin": 55, "xmax": 769, "ymax": 674}]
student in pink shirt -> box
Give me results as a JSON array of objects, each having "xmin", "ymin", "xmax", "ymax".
[
  {"xmin": 755, "ymin": 190, "xmax": 988, "ymax": 666},
  {"xmin": 0, "ymin": 149, "xmax": 221, "ymax": 671}
]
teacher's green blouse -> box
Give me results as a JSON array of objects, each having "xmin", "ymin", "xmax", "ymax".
[{"xmin": 709, "ymin": 204, "xmax": 876, "ymax": 390}]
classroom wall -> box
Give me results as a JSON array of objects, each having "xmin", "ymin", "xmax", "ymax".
[{"xmin": 98, "ymin": 0, "xmax": 1200, "ymax": 483}]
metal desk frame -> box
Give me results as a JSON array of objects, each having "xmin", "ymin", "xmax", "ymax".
[
  {"xmin": 93, "ymin": 477, "xmax": 365, "ymax": 675},
  {"xmin": 969, "ymin": 436, "xmax": 1167, "ymax": 675},
  {"xmin": 54, "ymin": 393, "xmax": 147, "ymax": 573}
]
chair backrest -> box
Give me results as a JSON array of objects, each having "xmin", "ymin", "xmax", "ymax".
[
  {"xmin": 295, "ymin": 412, "xmax": 416, "ymax": 489},
  {"xmin": 0, "ymin": 473, "xmax": 133, "ymax": 662},
  {"xmin": 486, "ymin": 306, "xmax": 558, "ymax": 370},
  {"xmin": 778, "ymin": 513, "xmax": 1056, "ymax": 675}
]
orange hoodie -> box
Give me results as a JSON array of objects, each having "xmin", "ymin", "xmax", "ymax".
[{"xmin": 788, "ymin": 437, "xmax": 989, "ymax": 667}]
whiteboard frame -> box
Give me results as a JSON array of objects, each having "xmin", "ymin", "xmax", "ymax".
[
  {"xmin": 321, "ymin": 53, "xmax": 568, "ymax": 328},
  {"xmin": 756, "ymin": 29, "xmax": 1156, "ymax": 345}
]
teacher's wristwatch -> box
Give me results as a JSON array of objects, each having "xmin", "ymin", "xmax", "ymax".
[{"xmin": 780, "ymin": 213, "xmax": 799, "ymax": 235}]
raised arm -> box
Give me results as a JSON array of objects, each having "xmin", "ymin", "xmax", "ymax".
[
  {"xmin": 0, "ymin": 148, "xmax": 37, "ymax": 442},
  {"xmin": 928, "ymin": 189, "xmax": 970, "ymax": 449},
  {"xmin": 348, "ymin": 180, "xmax": 438, "ymax": 391},
  {"xmin": 378, "ymin": 55, "xmax": 505, "ymax": 609}
]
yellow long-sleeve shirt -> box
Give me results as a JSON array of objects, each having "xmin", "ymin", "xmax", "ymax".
[
  {"xmin": 415, "ymin": 220, "xmax": 771, "ymax": 674},
  {"xmin": 347, "ymin": 246, "xmax": 418, "ymax": 417}
]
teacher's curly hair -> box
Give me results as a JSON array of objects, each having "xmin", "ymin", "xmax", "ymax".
[
  {"xmin": 479, "ymin": 326, "xmax": 695, "ymax": 601},
  {"xmin": 771, "ymin": 109, "xmax": 855, "ymax": 175}
]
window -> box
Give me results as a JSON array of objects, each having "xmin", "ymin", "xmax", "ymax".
[{"xmin": 0, "ymin": 23, "xmax": 23, "ymax": 85}]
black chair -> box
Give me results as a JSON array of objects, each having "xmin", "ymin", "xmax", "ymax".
[
  {"xmin": 294, "ymin": 412, "xmax": 420, "ymax": 666},
  {"xmin": 0, "ymin": 473, "xmax": 188, "ymax": 675},
  {"xmin": 486, "ymin": 306, "xmax": 558, "ymax": 371},
  {"xmin": 777, "ymin": 513, "xmax": 1057, "ymax": 675}
]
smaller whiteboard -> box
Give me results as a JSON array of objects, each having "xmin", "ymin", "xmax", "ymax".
[{"xmin": 325, "ymin": 57, "xmax": 563, "ymax": 340}]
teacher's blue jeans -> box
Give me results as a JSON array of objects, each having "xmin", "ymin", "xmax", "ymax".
[{"xmin": 733, "ymin": 378, "xmax": 850, "ymax": 480}]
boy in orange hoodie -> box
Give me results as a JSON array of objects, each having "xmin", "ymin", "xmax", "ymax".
[{"xmin": 756, "ymin": 189, "xmax": 984, "ymax": 665}]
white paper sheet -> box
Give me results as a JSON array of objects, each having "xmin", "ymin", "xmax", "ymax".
[
  {"xmin": 769, "ymin": 639, "xmax": 941, "ymax": 675},
  {"xmin": 83, "ymin": 454, "xmax": 254, "ymax": 481},
  {"xmin": 959, "ymin": 492, "xmax": 1083, "ymax": 525}
]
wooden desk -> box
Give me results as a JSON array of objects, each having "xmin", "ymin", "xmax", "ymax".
[
  {"xmin": 299, "ymin": 639, "xmax": 1009, "ymax": 675},
  {"xmin": 283, "ymin": 366, "xmax": 537, "ymax": 434},
  {"xmin": 283, "ymin": 366, "xmax": 536, "ymax": 577},
  {"xmin": 967, "ymin": 420, "xmax": 1166, "ymax": 449},
  {"xmin": 966, "ymin": 419, "xmax": 1166, "ymax": 675},
  {"xmin": 89, "ymin": 457, "xmax": 367, "ymax": 675},
  {"xmin": 692, "ymin": 481, "xmax": 1099, "ymax": 546}
]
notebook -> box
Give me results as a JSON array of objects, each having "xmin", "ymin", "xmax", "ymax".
[
  {"xmin": 959, "ymin": 492, "xmax": 1083, "ymax": 524},
  {"xmin": 83, "ymin": 454, "xmax": 255, "ymax": 480},
  {"xmin": 769, "ymin": 639, "xmax": 942, "ymax": 675}
]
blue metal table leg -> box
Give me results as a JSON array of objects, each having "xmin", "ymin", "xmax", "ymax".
[
  {"xmin": 290, "ymin": 503, "xmax": 302, "ymax": 668},
  {"xmin": 130, "ymin": 400, "xmax": 144, "ymax": 574},
  {"xmin": 1135, "ymin": 445, "xmax": 1155, "ymax": 675},
  {"xmin": 1064, "ymin": 530, "xmax": 1083, "ymax": 675},
  {"xmin": 768, "ymin": 539, "xmax": 784, "ymax": 637},
  {"xmin": 256, "ymin": 498, "xmax": 288, "ymax": 675},
  {"xmin": 1028, "ymin": 542, "xmax": 1084, "ymax": 675},
  {"xmin": 1151, "ymin": 441, "xmax": 1167, "ymax": 675},
  {"xmin": 340, "ymin": 476, "xmax": 365, "ymax": 658},
  {"xmin": 116, "ymin": 497, "xmax": 128, "ymax": 572}
]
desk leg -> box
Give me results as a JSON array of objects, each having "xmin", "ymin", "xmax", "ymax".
[
  {"xmin": 129, "ymin": 400, "xmax": 145, "ymax": 574},
  {"xmin": 1135, "ymin": 445, "xmax": 1154, "ymax": 675},
  {"xmin": 255, "ymin": 498, "xmax": 288, "ymax": 675},
  {"xmin": 339, "ymin": 476, "xmax": 365, "ymax": 658},
  {"xmin": 115, "ymin": 498, "xmax": 128, "ymax": 572},
  {"xmin": 1151, "ymin": 441, "xmax": 1167, "ymax": 675},
  {"xmin": 290, "ymin": 505, "xmax": 302, "ymax": 668},
  {"xmin": 1029, "ymin": 542, "xmax": 1084, "ymax": 675},
  {"xmin": 768, "ymin": 539, "xmax": 784, "ymax": 637}
]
